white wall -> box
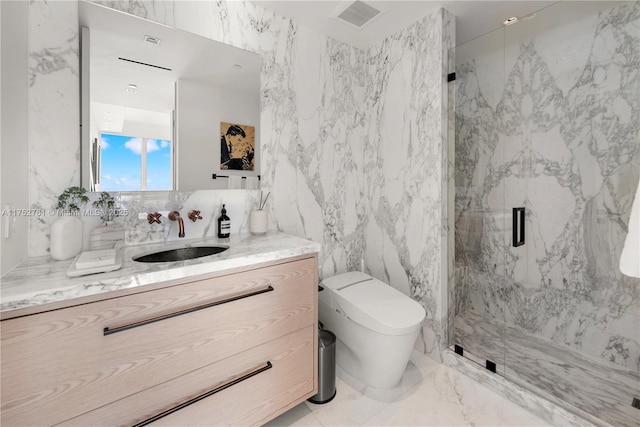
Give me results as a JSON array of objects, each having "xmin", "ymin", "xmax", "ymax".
[
  {"xmin": 176, "ymin": 79, "xmax": 259, "ymax": 190},
  {"xmin": 1, "ymin": 1, "xmax": 30, "ymax": 276}
]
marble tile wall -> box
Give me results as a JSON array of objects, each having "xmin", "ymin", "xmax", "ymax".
[
  {"xmin": 118, "ymin": 190, "xmax": 262, "ymax": 244},
  {"xmin": 363, "ymin": 9, "xmax": 455, "ymax": 360},
  {"xmin": 26, "ymin": 0, "xmax": 453, "ymax": 360},
  {"xmin": 27, "ymin": 0, "xmax": 368, "ymax": 260},
  {"xmin": 28, "ymin": 0, "xmax": 80, "ymax": 255},
  {"xmin": 95, "ymin": 0, "xmax": 369, "ymax": 268},
  {"xmin": 454, "ymin": 1, "xmax": 640, "ymax": 370}
]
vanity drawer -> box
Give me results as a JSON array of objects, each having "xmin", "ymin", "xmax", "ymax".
[
  {"xmin": 1, "ymin": 256, "xmax": 317, "ymax": 427},
  {"xmin": 59, "ymin": 325, "xmax": 316, "ymax": 426}
]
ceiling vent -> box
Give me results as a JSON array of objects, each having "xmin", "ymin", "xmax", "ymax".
[{"xmin": 336, "ymin": 1, "xmax": 381, "ymax": 28}]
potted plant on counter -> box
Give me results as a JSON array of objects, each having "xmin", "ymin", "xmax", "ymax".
[
  {"xmin": 50, "ymin": 186, "xmax": 89, "ymax": 260},
  {"xmin": 93, "ymin": 191, "xmax": 116, "ymax": 223},
  {"xmin": 90, "ymin": 192, "xmax": 125, "ymax": 250}
]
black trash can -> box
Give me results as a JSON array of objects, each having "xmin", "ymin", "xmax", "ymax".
[{"xmin": 307, "ymin": 329, "xmax": 336, "ymax": 404}]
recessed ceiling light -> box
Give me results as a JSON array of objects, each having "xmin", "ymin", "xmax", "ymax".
[
  {"xmin": 504, "ymin": 16, "xmax": 519, "ymax": 26},
  {"xmin": 126, "ymin": 84, "xmax": 138, "ymax": 93}
]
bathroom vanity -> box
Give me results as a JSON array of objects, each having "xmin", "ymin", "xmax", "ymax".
[{"xmin": 0, "ymin": 232, "xmax": 320, "ymax": 426}]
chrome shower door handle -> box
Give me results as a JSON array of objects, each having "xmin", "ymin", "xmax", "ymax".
[{"xmin": 513, "ymin": 207, "xmax": 525, "ymax": 247}]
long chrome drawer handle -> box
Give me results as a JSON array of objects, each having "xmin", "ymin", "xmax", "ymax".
[
  {"xmin": 103, "ymin": 285, "xmax": 274, "ymax": 336},
  {"xmin": 132, "ymin": 361, "xmax": 273, "ymax": 427}
]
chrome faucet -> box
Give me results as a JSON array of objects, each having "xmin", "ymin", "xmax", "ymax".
[{"xmin": 168, "ymin": 211, "xmax": 185, "ymax": 238}]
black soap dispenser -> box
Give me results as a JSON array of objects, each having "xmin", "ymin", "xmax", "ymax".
[{"xmin": 217, "ymin": 204, "xmax": 230, "ymax": 238}]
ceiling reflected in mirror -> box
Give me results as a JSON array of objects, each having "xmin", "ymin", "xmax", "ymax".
[{"xmin": 79, "ymin": 1, "xmax": 261, "ymax": 192}]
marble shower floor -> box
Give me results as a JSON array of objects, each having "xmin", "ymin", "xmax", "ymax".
[
  {"xmin": 265, "ymin": 351, "xmax": 552, "ymax": 426},
  {"xmin": 454, "ymin": 311, "xmax": 640, "ymax": 427}
]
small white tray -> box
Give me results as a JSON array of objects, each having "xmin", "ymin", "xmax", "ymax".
[{"xmin": 67, "ymin": 247, "xmax": 123, "ymax": 277}]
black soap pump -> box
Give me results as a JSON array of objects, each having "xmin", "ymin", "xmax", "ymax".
[{"xmin": 217, "ymin": 204, "xmax": 230, "ymax": 238}]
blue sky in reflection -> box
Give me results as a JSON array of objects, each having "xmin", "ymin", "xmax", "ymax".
[{"xmin": 100, "ymin": 133, "xmax": 171, "ymax": 191}]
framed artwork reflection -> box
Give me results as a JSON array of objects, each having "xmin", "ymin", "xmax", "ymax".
[{"xmin": 220, "ymin": 122, "xmax": 255, "ymax": 171}]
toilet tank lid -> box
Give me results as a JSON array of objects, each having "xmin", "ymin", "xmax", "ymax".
[
  {"xmin": 321, "ymin": 271, "xmax": 374, "ymax": 290},
  {"xmin": 321, "ymin": 272, "xmax": 426, "ymax": 336}
]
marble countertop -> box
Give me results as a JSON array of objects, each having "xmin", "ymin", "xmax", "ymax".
[{"xmin": 1, "ymin": 232, "xmax": 321, "ymax": 315}]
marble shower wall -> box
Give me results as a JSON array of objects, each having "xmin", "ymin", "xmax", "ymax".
[
  {"xmin": 27, "ymin": 0, "xmax": 454, "ymax": 359},
  {"xmin": 363, "ymin": 9, "xmax": 455, "ymax": 360},
  {"xmin": 454, "ymin": 2, "xmax": 640, "ymax": 370}
]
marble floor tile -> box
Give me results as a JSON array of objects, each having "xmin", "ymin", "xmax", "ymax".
[
  {"xmin": 454, "ymin": 311, "xmax": 640, "ymax": 427},
  {"xmin": 301, "ymin": 374, "xmax": 388, "ymax": 426},
  {"xmin": 266, "ymin": 351, "xmax": 551, "ymax": 426},
  {"xmin": 363, "ymin": 365, "xmax": 551, "ymax": 427},
  {"xmin": 263, "ymin": 403, "xmax": 323, "ymax": 427}
]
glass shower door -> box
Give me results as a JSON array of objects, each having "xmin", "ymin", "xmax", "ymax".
[
  {"xmin": 452, "ymin": 25, "xmax": 508, "ymax": 374},
  {"xmin": 500, "ymin": 2, "xmax": 640, "ymax": 424},
  {"xmin": 453, "ymin": 3, "xmax": 640, "ymax": 424}
]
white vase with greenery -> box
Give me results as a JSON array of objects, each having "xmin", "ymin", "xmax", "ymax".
[
  {"xmin": 50, "ymin": 186, "xmax": 88, "ymax": 260},
  {"xmin": 90, "ymin": 192, "xmax": 124, "ymax": 250}
]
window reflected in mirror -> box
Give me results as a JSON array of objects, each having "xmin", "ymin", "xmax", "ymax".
[{"xmin": 98, "ymin": 133, "xmax": 172, "ymax": 191}]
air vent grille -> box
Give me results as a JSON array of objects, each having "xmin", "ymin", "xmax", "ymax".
[{"xmin": 337, "ymin": 1, "xmax": 380, "ymax": 28}]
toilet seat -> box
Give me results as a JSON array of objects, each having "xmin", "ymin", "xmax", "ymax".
[{"xmin": 321, "ymin": 272, "xmax": 426, "ymax": 336}]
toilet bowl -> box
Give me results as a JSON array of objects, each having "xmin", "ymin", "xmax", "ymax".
[{"xmin": 318, "ymin": 271, "xmax": 426, "ymax": 389}]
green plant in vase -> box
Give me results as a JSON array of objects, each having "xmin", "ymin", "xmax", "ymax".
[
  {"xmin": 56, "ymin": 186, "xmax": 89, "ymax": 214},
  {"xmin": 93, "ymin": 192, "xmax": 116, "ymax": 224},
  {"xmin": 51, "ymin": 186, "xmax": 89, "ymax": 260},
  {"xmin": 90, "ymin": 192, "xmax": 125, "ymax": 250}
]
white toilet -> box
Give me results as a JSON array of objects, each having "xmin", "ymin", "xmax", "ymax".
[{"xmin": 318, "ymin": 271, "xmax": 426, "ymax": 389}]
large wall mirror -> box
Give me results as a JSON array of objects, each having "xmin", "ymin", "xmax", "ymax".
[{"xmin": 79, "ymin": 1, "xmax": 261, "ymax": 192}]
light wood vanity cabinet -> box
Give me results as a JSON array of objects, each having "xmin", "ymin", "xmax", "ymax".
[{"xmin": 1, "ymin": 255, "xmax": 318, "ymax": 426}]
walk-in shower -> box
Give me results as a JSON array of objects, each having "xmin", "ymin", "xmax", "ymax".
[{"xmin": 450, "ymin": 1, "xmax": 639, "ymax": 426}]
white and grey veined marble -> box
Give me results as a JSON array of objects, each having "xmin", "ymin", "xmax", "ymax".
[
  {"xmin": 455, "ymin": 1, "xmax": 640, "ymax": 371},
  {"xmin": 25, "ymin": 0, "xmax": 368, "ymax": 281},
  {"xmin": 267, "ymin": 350, "xmax": 553, "ymax": 427},
  {"xmin": 454, "ymin": 311, "xmax": 640, "ymax": 427},
  {"xmin": 363, "ymin": 8, "xmax": 455, "ymax": 361},
  {"xmin": 443, "ymin": 350, "xmax": 601, "ymax": 427},
  {"xmin": 1, "ymin": 231, "xmax": 320, "ymax": 314},
  {"xmin": 119, "ymin": 189, "xmax": 263, "ymax": 245},
  {"xmin": 28, "ymin": 0, "xmax": 81, "ymax": 257},
  {"xmin": 25, "ymin": 0, "xmax": 294, "ymax": 257},
  {"xmin": 24, "ymin": 0, "xmax": 455, "ymax": 362}
]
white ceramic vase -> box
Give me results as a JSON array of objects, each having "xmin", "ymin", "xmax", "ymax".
[
  {"xmin": 249, "ymin": 210, "xmax": 268, "ymax": 235},
  {"xmin": 50, "ymin": 216, "xmax": 83, "ymax": 260}
]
